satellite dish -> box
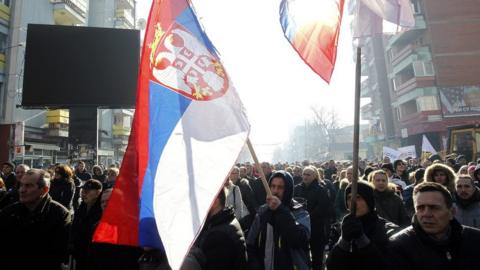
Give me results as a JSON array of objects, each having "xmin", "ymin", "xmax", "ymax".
[{"xmin": 137, "ymin": 18, "xmax": 146, "ymax": 30}]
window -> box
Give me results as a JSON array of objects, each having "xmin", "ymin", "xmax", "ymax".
[
  {"xmin": 413, "ymin": 61, "xmax": 434, "ymax": 76},
  {"xmin": 417, "ymin": 96, "xmax": 440, "ymax": 111},
  {"xmin": 411, "ymin": 0, "xmax": 422, "ymax": 14}
]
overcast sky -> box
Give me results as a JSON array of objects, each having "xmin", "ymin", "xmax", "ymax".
[{"xmin": 136, "ymin": 0, "xmax": 359, "ymax": 161}]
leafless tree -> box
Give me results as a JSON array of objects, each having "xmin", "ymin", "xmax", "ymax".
[{"xmin": 310, "ymin": 107, "xmax": 344, "ymax": 155}]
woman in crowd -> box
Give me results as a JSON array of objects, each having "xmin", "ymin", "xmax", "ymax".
[
  {"xmin": 424, "ymin": 163, "xmax": 456, "ymax": 194},
  {"xmin": 368, "ymin": 170, "xmax": 409, "ymax": 227},
  {"xmin": 49, "ymin": 164, "xmax": 76, "ymax": 212}
]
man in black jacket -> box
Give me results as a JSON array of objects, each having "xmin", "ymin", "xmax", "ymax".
[
  {"xmin": 294, "ymin": 165, "xmax": 332, "ymax": 270},
  {"xmin": 389, "ymin": 182, "xmax": 480, "ymax": 270},
  {"xmin": 326, "ymin": 180, "xmax": 399, "ymax": 270},
  {"xmin": 71, "ymin": 179, "xmax": 104, "ymax": 270},
  {"xmin": 0, "ymin": 169, "xmax": 71, "ymax": 270},
  {"xmin": 247, "ymin": 171, "xmax": 311, "ymax": 270},
  {"xmin": 192, "ymin": 187, "xmax": 247, "ymax": 270},
  {"xmin": 230, "ymin": 166, "xmax": 258, "ymax": 232}
]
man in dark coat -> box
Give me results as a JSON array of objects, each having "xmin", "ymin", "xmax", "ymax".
[
  {"xmin": 389, "ymin": 182, "xmax": 480, "ymax": 270},
  {"xmin": 75, "ymin": 161, "xmax": 92, "ymax": 181},
  {"xmin": 192, "ymin": 186, "xmax": 247, "ymax": 270},
  {"xmin": 0, "ymin": 169, "xmax": 71, "ymax": 270},
  {"xmin": 247, "ymin": 171, "xmax": 311, "ymax": 270},
  {"xmin": 294, "ymin": 165, "xmax": 332, "ymax": 270},
  {"xmin": 251, "ymin": 162, "xmax": 272, "ymax": 206},
  {"xmin": 230, "ymin": 166, "xmax": 259, "ymax": 232},
  {"xmin": 71, "ymin": 179, "xmax": 104, "ymax": 270},
  {"xmin": 326, "ymin": 180, "xmax": 399, "ymax": 270}
]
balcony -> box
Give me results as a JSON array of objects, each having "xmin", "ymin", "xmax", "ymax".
[
  {"xmin": 0, "ymin": 3, "xmax": 10, "ymax": 25},
  {"xmin": 393, "ymin": 75, "xmax": 435, "ymax": 96},
  {"xmin": 115, "ymin": 8, "xmax": 134, "ymax": 29},
  {"xmin": 112, "ymin": 124, "xmax": 131, "ymax": 136},
  {"xmin": 46, "ymin": 109, "xmax": 69, "ymax": 124},
  {"xmin": 116, "ymin": 0, "xmax": 135, "ymax": 10},
  {"xmin": 386, "ymin": 14, "xmax": 426, "ymax": 49},
  {"xmin": 51, "ymin": 0, "xmax": 87, "ymax": 25}
]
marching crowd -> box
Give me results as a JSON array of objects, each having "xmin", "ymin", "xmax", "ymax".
[{"xmin": 1, "ymin": 154, "xmax": 480, "ymax": 270}]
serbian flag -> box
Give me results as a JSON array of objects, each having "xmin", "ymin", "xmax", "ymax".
[
  {"xmin": 93, "ymin": 0, "xmax": 250, "ymax": 269},
  {"xmin": 280, "ymin": 0, "xmax": 345, "ymax": 83}
]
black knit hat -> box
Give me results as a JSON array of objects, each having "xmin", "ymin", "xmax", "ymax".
[
  {"xmin": 381, "ymin": 163, "xmax": 394, "ymax": 173},
  {"xmin": 345, "ymin": 180, "xmax": 375, "ymax": 212}
]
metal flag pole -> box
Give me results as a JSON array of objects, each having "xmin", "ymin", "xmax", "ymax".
[
  {"xmin": 246, "ymin": 138, "xmax": 273, "ymax": 197},
  {"xmin": 350, "ymin": 46, "xmax": 362, "ymax": 216}
]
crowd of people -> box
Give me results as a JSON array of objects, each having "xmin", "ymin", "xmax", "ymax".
[{"xmin": 1, "ymin": 154, "xmax": 480, "ymax": 269}]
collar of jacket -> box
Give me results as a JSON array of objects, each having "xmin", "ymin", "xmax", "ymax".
[{"xmin": 412, "ymin": 215, "xmax": 463, "ymax": 248}]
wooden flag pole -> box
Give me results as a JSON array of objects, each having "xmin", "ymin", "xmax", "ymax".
[
  {"xmin": 350, "ymin": 46, "xmax": 362, "ymax": 217},
  {"xmin": 246, "ymin": 138, "xmax": 273, "ymax": 197}
]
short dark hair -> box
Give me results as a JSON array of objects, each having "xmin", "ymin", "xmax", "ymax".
[
  {"xmin": 413, "ymin": 182, "xmax": 453, "ymax": 208},
  {"xmin": 25, "ymin": 169, "xmax": 51, "ymax": 189}
]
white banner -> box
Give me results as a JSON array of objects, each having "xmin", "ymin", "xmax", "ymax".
[
  {"xmin": 398, "ymin": 145, "xmax": 416, "ymax": 159},
  {"xmin": 383, "ymin": 146, "xmax": 400, "ymax": 161}
]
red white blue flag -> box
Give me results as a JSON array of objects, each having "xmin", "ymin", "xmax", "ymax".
[
  {"xmin": 280, "ymin": 0, "xmax": 345, "ymax": 83},
  {"xmin": 93, "ymin": 0, "xmax": 250, "ymax": 268}
]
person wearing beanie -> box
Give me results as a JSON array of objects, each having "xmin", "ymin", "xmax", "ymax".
[
  {"xmin": 326, "ymin": 180, "xmax": 399, "ymax": 270},
  {"xmin": 247, "ymin": 171, "xmax": 310, "ymax": 270},
  {"xmin": 368, "ymin": 170, "xmax": 410, "ymax": 227}
]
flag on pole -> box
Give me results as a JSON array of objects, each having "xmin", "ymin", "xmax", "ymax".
[
  {"xmin": 353, "ymin": 0, "xmax": 415, "ymax": 39},
  {"xmin": 93, "ymin": 0, "xmax": 250, "ymax": 269},
  {"xmin": 422, "ymin": 135, "xmax": 437, "ymax": 154},
  {"xmin": 279, "ymin": 0, "xmax": 345, "ymax": 83}
]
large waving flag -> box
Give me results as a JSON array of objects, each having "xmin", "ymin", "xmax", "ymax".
[
  {"xmin": 353, "ymin": 0, "xmax": 415, "ymax": 38},
  {"xmin": 280, "ymin": 0, "xmax": 345, "ymax": 83},
  {"xmin": 93, "ymin": 0, "xmax": 250, "ymax": 269}
]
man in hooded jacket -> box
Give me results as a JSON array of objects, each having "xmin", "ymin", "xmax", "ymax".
[
  {"xmin": 454, "ymin": 174, "xmax": 480, "ymax": 228},
  {"xmin": 247, "ymin": 171, "xmax": 311, "ymax": 270}
]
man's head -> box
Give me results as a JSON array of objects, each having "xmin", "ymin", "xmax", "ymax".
[
  {"xmin": 345, "ymin": 180, "xmax": 375, "ymax": 217},
  {"xmin": 15, "ymin": 164, "xmax": 30, "ymax": 182},
  {"xmin": 394, "ymin": 159, "xmax": 406, "ymax": 173},
  {"xmin": 329, "ymin": 160, "xmax": 336, "ymax": 168},
  {"xmin": 81, "ymin": 179, "xmax": 103, "ymax": 205},
  {"xmin": 229, "ymin": 167, "xmax": 240, "ymax": 183},
  {"xmin": 261, "ymin": 162, "xmax": 272, "ymax": 176},
  {"xmin": 268, "ymin": 171, "xmax": 294, "ymax": 205},
  {"xmin": 239, "ymin": 166, "xmax": 247, "ymax": 178},
  {"xmin": 293, "ymin": 166, "xmax": 303, "ymax": 177},
  {"xmin": 381, "ymin": 163, "xmax": 394, "ymax": 177},
  {"xmin": 76, "ymin": 161, "xmax": 86, "ymax": 172},
  {"xmin": 107, "ymin": 168, "xmax": 119, "ymax": 181},
  {"xmin": 382, "ymin": 156, "xmax": 391, "ymax": 164},
  {"xmin": 19, "ymin": 169, "xmax": 51, "ymax": 208},
  {"xmin": 455, "ymin": 175, "xmax": 476, "ymax": 200},
  {"xmin": 413, "ymin": 182, "xmax": 455, "ymax": 240},
  {"xmin": 245, "ymin": 163, "xmax": 253, "ymax": 177},
  {"xmin": 302, "ymin": 166, "xmax": 318, "ymax": 185},
  {"xmin": 456, "ymin": 155, "xmax": 467, "ymax": 166},
  {"xmin": 2, "ymin": 162, "xmax": 14, "ymax": 176}
]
